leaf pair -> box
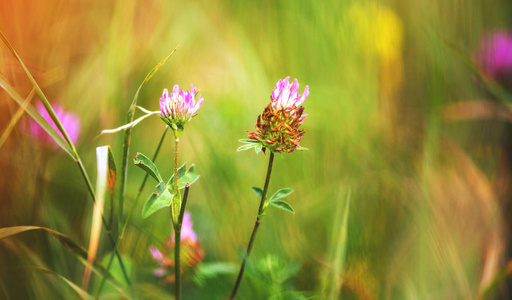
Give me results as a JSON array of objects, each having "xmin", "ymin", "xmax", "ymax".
[
  {"xmin": 251, "ymin": 187, "xmax": 295, "ymax": 214},
  {"xmin": 237, "ymin": 139, "xmax": 263, "ymax": 154},
  {"xmin": 133, "ymin": 153, "xmax": 199, "ymax": 218}
]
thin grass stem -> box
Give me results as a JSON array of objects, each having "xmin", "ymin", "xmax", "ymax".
[{"xmin": 229, "ymin": 152, "xmax": 275, "ymax": 299}]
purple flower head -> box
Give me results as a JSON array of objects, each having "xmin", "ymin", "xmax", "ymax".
[
  {"xmin": 271, "ymin": 76, "xmax": 310, "ymax": 110},
  {"xmin": 27, "ymin": 102, "xmax": 81, "ymax": 149},
  {"xmin": 246, "ymin": 77, "xmax": 309, "ymax": 153},
  {"xmin": 477, "ymin": 30, "xmax": 512, "ymax": 86},
  {"xmin": 159, "ymin": 84, "xmax": 204, "ymax": 137}
]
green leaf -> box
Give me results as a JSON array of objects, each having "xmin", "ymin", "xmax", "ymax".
[
  {"xmin": 251, "ymin": 187, "xmax": 264, "ymax": 199},
  {"xmin": 237, "ymin": 143, "xmax": 257, "ymax": 152},
  {"xmin": 270, "ymin": 200, "xmax": 295, "ymax": 214},
  {"xmin": 269, "ymin": 188, "xmax": 294, "ymax": 202},
  {"xmin": 178, "ymin": 165, "xmax": 200, "ymax": 189},
  {"xmin": 142, "ymin": 182, "xmax": 172, "ymax": 218},
  {"xmin": 255, "ymin": 143, "xmax": 263, "ymax": 154},
  {"xmin": 133, "ymin": 152, "xmax": 163, "ymax": 183},
  {"xmin": 238, "ymin": 139, "xmax": 259, "ymax": 143},
  {"xmin": 167, "ymin": 163, "xmax": 200, "ymax": 190},
  {"xmin": 296, "ymin": 147, "xmax": 309, "ymax": 151}
]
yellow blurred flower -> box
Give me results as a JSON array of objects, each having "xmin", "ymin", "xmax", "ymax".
[{"xmin": 347, "ymin": 2, "xmax": 404, "ymax": 64}]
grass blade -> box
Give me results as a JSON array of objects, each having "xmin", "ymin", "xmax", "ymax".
[
  {"xmin": 0, "ymin": 30, "xmax": 78, "ymax": 152},
  {"xmin": 29, "ymin": 267, "xmax": 95, "ymax": 300},
  {"xmin": 119, "ymin": 47, "xmax": 178, "ymax": 231},
  {"xmin": 83, "ymin": 146, "xmax": 115, "ymax": 291},
  {"xmin": 0, "ymin": 88, "xmax": 36, "ymax": 151},
  {"xmin": 0, "ymin": 75, "xmax": 73, "ymax": 156}
]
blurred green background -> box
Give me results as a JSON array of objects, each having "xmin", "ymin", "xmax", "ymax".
[{"xmin": 1, "ymin": 0, "xmax": 511, "ymax": 299}]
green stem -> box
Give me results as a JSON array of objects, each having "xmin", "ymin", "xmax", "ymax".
[
  {"xmin": 229, "ymin": 152, "xmax": 275, "ymax": 299},
  {"xmin": 97, "ymin": 127, "xmax": 169, "ymax": 296},
  {"xmin": 174, "ymin": 138, "xmax": 179, "ymax": 192},
  {"xmin": 174, "ymin": 184, "xmax": 190, "ymax": 300},
  {"xmin": 172, "ymin": 137, "xmax": 181, "ymax": 300}
]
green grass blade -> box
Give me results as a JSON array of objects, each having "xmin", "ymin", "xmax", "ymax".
[
  {"xmin": 28, "ymin": 267, "xmax": 95, "ymax": 300},
  {"xmin": 0, "ymin": 226, "xmax": 124, "ymax": 290},
  {"xmin": 0, "ymin": 75, "xmax": 73, "ymax": 157},
  {"xmin": 119, "ymin": 47, "xmax": 178, "ymax": 231},
  {"xmin": 0, "ymin": 88, "xmax": 36, "ymax": 151},
  {"xmin": 0, "ymin": 30, "xmax": 78, "ymax": 153}
]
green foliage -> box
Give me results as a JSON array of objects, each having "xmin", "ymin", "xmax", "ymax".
[
  {"xmin": 32, "ymin": 267, "xmax": 95, "ymax": 300},
  {"xmin": 142, "ymin": 182, "xmax": 173, "ymax": 219},
  {"xmin": 251, "ymin": 186, "xmax": 264, "ymax": 199},
  {"xmin": 93, "ymin": 253, "xmax": 134, "ymax": 297},
  {"xmin": 167, "ymin": 163, "xmax": 200, "ymax": 190},
  {"xmin": 269, "ymin": 189, "xmax": 293, "ymax": 202},
  {"xmin": 119, "ymin": 48, "xmax": 178, "ymax": 229},
  {"xmin": 192, "ymin": 262, "xmax": 239, "ymax": 286},
  {"xmin": 237, "ymin": 143, "xmax": 258, "ymax": 152},
  {"xmin": 133, "ymin": 152, "xmax": 163, "ymax": 183},
  {"xmin": 140, "ymin": 162, "xmax": 199, "ymax": 219},
  {"xmin": 269, "ymin": 200, "xmax": 295, "ymax": 214}
]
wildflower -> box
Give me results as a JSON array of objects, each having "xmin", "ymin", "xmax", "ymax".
[
  {"xmin": 347, "ymin": 2, "xmax": 403, "ymax": 64},
  {"xmin": 27, "ymin": 102, "xmax": 81, "ymax": 148},
  {"xmin": 476, "ymin": 30, "xmax": 512, "ymax": 87},
  {"xmin": 150, "ymin": 212, "xmax": 204, "ymax": 284},
  {"xmin": 159, "ymin": 84, "xmax": 204, "ymax": 138},
  {"xmin": 247, "ymin": 77, "xmax": 309, "ymax": 153}
]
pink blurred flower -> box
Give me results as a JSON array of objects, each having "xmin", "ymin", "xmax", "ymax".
[
  {"xmin": 27, "ymin": 102, "xmax": 80, "ymax": 148},
  {"xmin": 172, "ymin": 212, "xmax": 197, "ymax": 243},
  {"xmin": 159, "ymin": 84, "xmax": 204, "ymax": 136},
  {"xmin": 149, "ymin": 211, "xmax": 204, "ymax": 284},
  {"xmin": 476, "ymin": 30, "xmax": 512, "ymax": 87}
]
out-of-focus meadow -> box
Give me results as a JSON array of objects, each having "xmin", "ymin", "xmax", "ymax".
[{"xmin": 1, "ymin": 0, "xmax": 512, "ymax": 299}]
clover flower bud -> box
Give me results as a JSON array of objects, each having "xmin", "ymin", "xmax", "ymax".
[
  {"xmin": 159, "ymin": 84, "xmax": 204, "ymax": 138},
  {"xmin": 247, "ymin": 77, "xmax": 309, "ymax": 153}
]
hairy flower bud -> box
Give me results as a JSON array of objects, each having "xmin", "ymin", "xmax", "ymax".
[{"xmin": 247, "ymin": 77, "xmax": 309, "ymax": 153}]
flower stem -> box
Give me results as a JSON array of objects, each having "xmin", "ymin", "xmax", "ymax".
[
  {"xmin": 229, "ymin": 152, "xmax": 275, "ymax": 299},
  {"xmin": 172, "ymin": 137, "xmax": 181, "ymax": 300},
  {"xmin": 174, "ymin": 138, "xmax": 179, "ymax": 192},
  {"xmin": 174, "ymin": 184, "xmax": 190, "ymax": 300}
]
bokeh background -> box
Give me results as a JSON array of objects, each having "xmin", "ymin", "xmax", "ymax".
[{"xmin": 1, "ymin": 0, "xmax": 512, "ymax": 299}]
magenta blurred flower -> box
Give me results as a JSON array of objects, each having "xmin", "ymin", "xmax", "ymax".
[
  {"xmin": 247, "ymin": 77, "xmax": 309, "ymax": 153},
  {"xmin": 477, "ymin": 30, "xmax": 512, "ymax": 86},
  {"xmin": 172, "ymin": 212, "xmax": 197, "ymax": 243},
  {"xmin": 159, "ymin": 84, "xmax": 204, "ymax": 137},
  {"xmin": 149, "ymin": 211, "xmax": 204, "ymax": 284},
  {"xmin": 27, "ymin": 102, "xmax": 81, "ymax": 148}
]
